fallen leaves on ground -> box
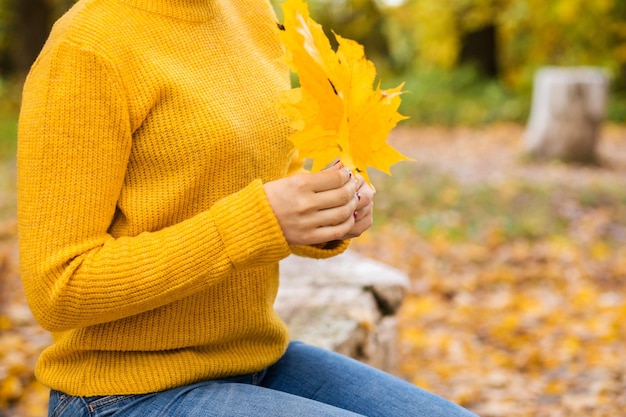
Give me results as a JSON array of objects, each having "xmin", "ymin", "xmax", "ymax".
[
  {"xmin": 351, "ymin": 123, "xmax": 626, "ymax": 416},
  {"xmin": 0, "ymin": 220, "xmax": 50, "ymax": 417}
]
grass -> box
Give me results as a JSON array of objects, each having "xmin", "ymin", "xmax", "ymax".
[
  {"xmin": 384, "ymin": 65, "xmax": 530, "ymax": 126},
  {"xmin": 385, "ymin": 65, "xmax": 626, "ymax": 127},
  {"xmin": 0, "ymin": 113, "xmax": 17, "ymax": 159},
  {"xmin": 0, "ymin": 112, "xmax": 17, "ymax": 222},
  {"xmin": 368, "ymin": 162, "xmax": 626, "ymax": 246}
]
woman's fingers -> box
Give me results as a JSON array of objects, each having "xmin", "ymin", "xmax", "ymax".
[
  {"xmin": 309, "ymin": 167, "xmax": 353, "ymax": 193},
  {"xmin": 311, "ymin": 181, "xmax": 358, "ymax": 211},
  {"xmin": 297, "ymin": 213, "xmax": 356, "ymax": 244},
  {"xmin": 342, "ymin": 173, "xmax": 375, "ymax": 239},
  {"xmin": 263, "ymin": 161, "xmax": 377, "ymax": 246},
  {"xmin": 263, "ymin": 168, "xmax": 360, "ymax": 246}
]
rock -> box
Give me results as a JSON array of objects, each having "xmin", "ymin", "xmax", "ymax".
[
  {"xmin": 524, "ymin": 66, "xmax": 608, "ymax": 163},
  {"xmin": 276, "ymin": 251, "xmax": 409, "ymax": 374}
]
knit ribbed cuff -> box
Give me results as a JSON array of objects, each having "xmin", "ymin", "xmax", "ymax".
[
  {"xmin": 210, "ymin": 180, "xmax": 291, "ymax": 269},
  {"xmin": 289, "ymin": 240, "xmax": 350, "ymax": 259}
]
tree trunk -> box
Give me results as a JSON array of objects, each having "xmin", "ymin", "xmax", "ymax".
[
  {"xmin": 10, "ymin": 0, "xmax": 54, "ymax": 77},
  {"xmin": 460, "ymin": 24, "xmax": 499, "ymax": 78},
  {"xmin": 524, "ymin": 67, "xmax": 608, "ymax": 163}
]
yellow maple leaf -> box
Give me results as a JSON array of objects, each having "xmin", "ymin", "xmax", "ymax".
[{"xmin": 277, "ymin": 0, "xmax": 412, "ymax": 184}]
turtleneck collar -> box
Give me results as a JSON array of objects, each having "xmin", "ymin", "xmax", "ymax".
[{"xmin": 116, "ymin": 0, "xmax": 220, "ymax": 21}]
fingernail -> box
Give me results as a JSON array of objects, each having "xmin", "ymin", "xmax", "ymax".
[
  {"xmin": 333, "ymin": 160, "xmax": 341, "ymax": 166},
  {"xmin": 356, "ymin": 192, "xmax": 361, "ymax": 201},
  {"xmin": 353, "ymin": 211, "xmax": 358, "ymax": 219},
  {"xmin": 343, "ymin": 168, "xmax": 352, "ymax": 179}
]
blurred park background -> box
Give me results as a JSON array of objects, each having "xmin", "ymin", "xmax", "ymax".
[{"xmin": 1, "ymin": 0, "xmax": 626, "ymax": 416}]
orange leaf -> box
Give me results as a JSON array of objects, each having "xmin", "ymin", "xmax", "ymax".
[{"xmin": 277, "ymin": 0, "xmax": 412, "ymax": 184}]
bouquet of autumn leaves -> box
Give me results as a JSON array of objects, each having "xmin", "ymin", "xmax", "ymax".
[{"xmin": 276, "ymin": 0, "xmax": 411, "ymax": 185}]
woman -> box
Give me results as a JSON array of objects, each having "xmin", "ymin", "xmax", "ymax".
[{"xmin": 17, "ymin": 0, "xmax": 478, "ymax": 415}]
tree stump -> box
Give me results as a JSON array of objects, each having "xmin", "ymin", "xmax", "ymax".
[{"xmin": 523, "ymin": 67, "xmax": 608, "ymax": 163}]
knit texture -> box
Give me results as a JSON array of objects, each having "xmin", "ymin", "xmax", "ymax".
[{"xmin": 17, "ymin": 0, "xmax": 348, "ymax": 396}]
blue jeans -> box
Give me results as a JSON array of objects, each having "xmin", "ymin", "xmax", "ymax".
[{"xmin": 48, "ymin": 341, "xmax": 478, "ymax": 417}]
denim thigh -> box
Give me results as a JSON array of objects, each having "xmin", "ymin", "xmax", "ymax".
[
  {"xmin": 47, "ymin": 369, "xmax": 364, "ymax": 417},
  {"xmin": 47, "ymin": 342, "xmax": 478, "ymax": 417},
  {"xmin": 261, "ymin": 341, "xmax": 478, "ymax": 417}
]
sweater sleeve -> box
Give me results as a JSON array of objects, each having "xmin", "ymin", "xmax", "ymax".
[
  {"xmin": 17, "ymin": 40, "xmax": 290, "ymax": 332},
  {"xmin": 289, "ymin": 241, "xmax": 350, "ymax": 258}
]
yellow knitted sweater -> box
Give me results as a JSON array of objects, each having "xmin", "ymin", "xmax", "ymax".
[{"xmin": 17, "ymin": 0, "xmax": 347, "ymax": 396}]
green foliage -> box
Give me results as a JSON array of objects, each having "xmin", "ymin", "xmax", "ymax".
[
  {"xmin": 4, "ymin": 0, "xmax": 626, "ymax": 125},
  {"xmin": 389, "ymin": 65, "xmax": 528, "ymax": 125},
  {"xmin": 0, "ymin": 72, "xmax": 18, "ymax": 160},
  {"xmin": 499, "ymin": 0, "xmax": 626, "ymax": 92},
  {"xmin": 0, "ymin": 110, "xmax": 16, "ymax": 222},
  {"xmin": 0, "ymin": 111, "xmax": 17, "ymax": 160},
  {"xmin": 271, "ymin": 0, "xmax": 626, "ymax": 125},
  {"xmin": 387, "ymin": 0, "xmax": 626, "ymax": 87}
]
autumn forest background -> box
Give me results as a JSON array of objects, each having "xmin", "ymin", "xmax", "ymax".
[{"xmin": 1, "ymin": 0, "xmax": 626, "ymax": 416}]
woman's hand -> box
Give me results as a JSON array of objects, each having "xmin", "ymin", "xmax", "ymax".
[
  {"xmin": 264, "ymin": 162, "xmax": 373, "ymax": 246},
  {"xmin": 344, "ymin": 169, "xmax": 375, "ymax": 240}
]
